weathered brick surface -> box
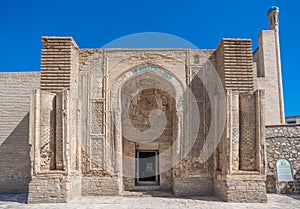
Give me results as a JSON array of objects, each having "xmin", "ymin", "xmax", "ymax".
[
  {"xmin": 81, "ymin": 176, "xmax": 120, "ymax": 196},
  {"xmin": 0, "ymin": 72, "xmax": 40, "ymax": 193},
  {"xmin": 214, "ymin": 178, "xmax": 267, "ymax": 203},
  {"xmin": 28, "ymin": 172, "xmax": 81, "ymax": 203},
  {"xmin": 173, "ymin": 175, "xmax": 213, "ymax": 196},
  {"xmin": 41, "ymin": 37, "xmax": 78, "ymax": 92},
  {"xmin": 239, "ymin": 93, "xmax": 257, "ymax": 171},
  {"xmin": 216, "ymin": 39, "xmax": 254, "ymax": 92},
  {"xmin": 28, "ymin": 174, "xmax": 69, "ymax": 203}
]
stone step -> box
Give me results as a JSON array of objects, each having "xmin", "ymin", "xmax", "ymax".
[{"xmin": 121, "ymin": 190, "xmax": 174, "ymax": 197}]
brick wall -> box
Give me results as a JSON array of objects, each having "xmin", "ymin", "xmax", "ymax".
[
  {"xmin": 214, "ymin": 178, "xmax": 267, "ymax": 203},
  {"xmin": 173, "ymin": 175, "xmax": 213, "ymax": 196},
  {"xmin": 0, "ymin": 72, "xmax": 40, "ymax": 193},
  {"xmin": 81, "ymin": 176, "xmax": 120, "ymax": 196}
]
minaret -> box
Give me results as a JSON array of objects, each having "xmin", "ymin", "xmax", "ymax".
[
  {"xmin": 268, "ymin": 6, "xmax": 279, "ymax": 31},
  {"xmin": 268, "ymin": 6, "xmax": 285, "ymax": 123}
]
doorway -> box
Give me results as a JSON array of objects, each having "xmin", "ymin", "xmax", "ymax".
[{"xmin": 136, "ymin": 151, "xmax": 159, "ymax": 185}]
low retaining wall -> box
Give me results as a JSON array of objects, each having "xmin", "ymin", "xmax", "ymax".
[{"xmin": 266, "ymin": 125, "xmax": 300, "ymax": 193}]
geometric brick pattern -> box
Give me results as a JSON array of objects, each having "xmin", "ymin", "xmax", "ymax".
[
  {"xmin": 55, "ymin": 93, "xmax": 64, "ymax": 170},
  {"xmin": 40, "ymin": 99, "xmax": 56, "ymax": 171},
  {"xmin": 239, "ymin": 93, "xmax": 256, "ymax": 171},
  {"xmin": 91, "ymin": 101, "xmax": 104, "ymax": 135},
  {"xmin": 91, "ymin": 137, "xmax": 103, "ymax": 168}
]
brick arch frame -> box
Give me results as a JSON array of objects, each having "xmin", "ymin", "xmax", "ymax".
[{"xmin": 110, "ymin": 63, "xmax": 185, "ymax": 189}]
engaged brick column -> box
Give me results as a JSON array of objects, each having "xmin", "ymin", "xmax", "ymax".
[
  {"xmin": 216, "ymin": 39, "xmax": 254, "ymax": 93},
  {"xmin": 28, "ymin": 37, "xmax": 80, "ymax": 203},
  {"xmin": 40, "ymin": 36, "xmax": 80, "ymax": 171},
  {"xmin": 214, "ymin": 39, "xmax": 267, "ymax": 203},
  {"xmin": 41, "ymin": 37, "xmax": 79, "ymax": 92}
]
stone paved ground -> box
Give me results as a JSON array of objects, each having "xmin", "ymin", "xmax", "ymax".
[{"xmin": 0, "ymin": 194, "xmax": 299, "ymax": 209}]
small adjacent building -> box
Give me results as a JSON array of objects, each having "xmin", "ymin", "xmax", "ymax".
[{"xmin": 286, "ymin": 116, "xmax": 300, "ymax": 124}]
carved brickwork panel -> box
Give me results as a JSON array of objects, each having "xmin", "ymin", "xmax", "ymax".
[
  {"xmin": 91, "ymin": 137, "xmax": 103, "ymax": 169},
  {"xmin": 239, "ymin": 93, "xmax": 257, "ymax": 171},
  {"xmin": 231, "ymin": 91, "xmax": 240, "ymax": 171},
  {"xmin": 91, "ymin": 101, "xmax": 104, "ymax": 135},
  {"xmin": 40, "ymin": 93, "xmax": 56, "ymax": 171},
  {"xmin": 55, "ymin": 93, "xmax": 63, "ymax": 170},
  {"xmin": 183, "ymin": 68, "xmax": 212, "ymax": 174}
]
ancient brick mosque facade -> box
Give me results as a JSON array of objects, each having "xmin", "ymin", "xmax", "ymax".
[{"xmin": 0, "ymin": 7, "xmax": 299, "ymax": 203}]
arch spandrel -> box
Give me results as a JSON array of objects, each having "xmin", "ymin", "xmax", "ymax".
[
  {"xmin": 110, "ymin": 64, "xmax": 185, "ymax": 110},
  {"xmin": 106, "ymin": 52, "xmax": 187, "ymax": 91}
]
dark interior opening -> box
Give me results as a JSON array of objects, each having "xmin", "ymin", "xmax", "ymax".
[{"xmin": 138, "ymin": 151, "xmax": 157, "ymax": 182}]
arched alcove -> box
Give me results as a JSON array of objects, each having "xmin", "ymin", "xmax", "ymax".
[{"xmin": 111, "ymin": 64, "xmax": 184, "ymax": 191}]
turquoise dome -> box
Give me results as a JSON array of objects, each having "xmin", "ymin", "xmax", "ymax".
[{"xmin": 268, "ymin": 6, "xmax": 279, "ymax": 14}]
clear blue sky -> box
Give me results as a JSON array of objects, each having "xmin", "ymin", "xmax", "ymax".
[{"xmin": 0, "ymin": 0, "xmax": 299, "ymax": 117}]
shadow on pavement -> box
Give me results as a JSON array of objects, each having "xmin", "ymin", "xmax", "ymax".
[{"xmin": 0, "ymin": 193, "xmax": 28, "ymax": 204}]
